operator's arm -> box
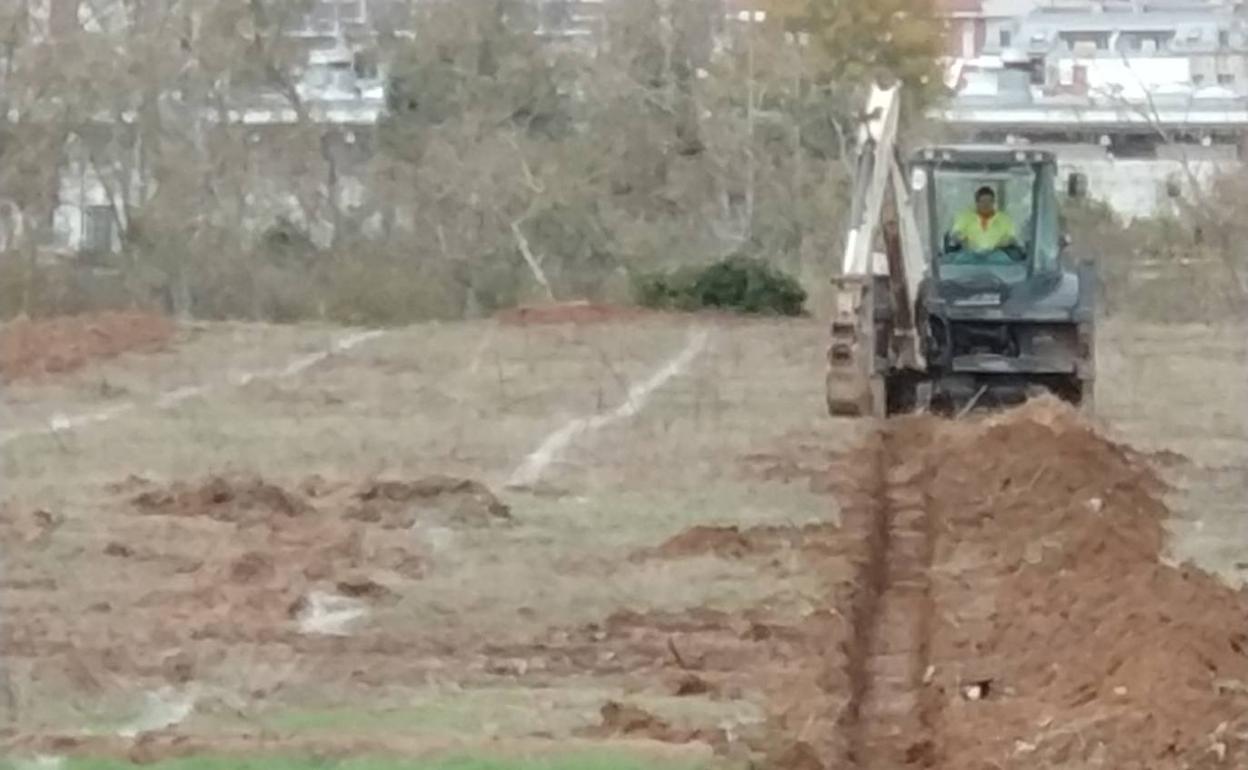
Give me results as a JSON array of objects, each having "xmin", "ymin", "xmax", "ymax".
[
  {"xmin": 949, "ymin": 210, "xmax": 975, "ymax": 246},
  {"xmin": 994, "ymin": 211, "xmax": 1018, "ymax": 247}
]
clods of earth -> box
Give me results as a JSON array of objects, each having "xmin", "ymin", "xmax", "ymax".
[{"xmin": 3, "ymin": 399, "xmax": 1248, "ymax": 769}]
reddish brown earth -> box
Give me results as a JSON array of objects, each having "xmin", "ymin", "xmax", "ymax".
[
  {"xmin": 776, "ymin": 400, "xmax": 1248, "ymax": 769},
  {"xmin": 493, "ymin": 301, "xmax": 802, "ymax": 327},
  {"xmin": 0, "ymin": 312, "xmax": 174, "ymax": 382},
  {"xmin": 583, "ymin": 701, "xmax": 729, "ymax": 745},
  {"xmin": 634, "ymin": 523, "xmax": 842, "ymax": 561},
  {"xmin": 917, "ymin": 403, "xmax": 1248, "ymax": 769},
  {"xmin": 495, "ymin": 302, "xmax": 655, "ymax": 326}
]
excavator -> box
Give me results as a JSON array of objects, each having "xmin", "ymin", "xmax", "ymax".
[{"xmin": 826, "ymin": 84, "xmax": 1097, "ymax": 417}]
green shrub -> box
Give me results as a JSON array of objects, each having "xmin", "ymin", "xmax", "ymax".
[{"xmin": 632, "ymin": 255, "xmax": 807, "ymax": 316}]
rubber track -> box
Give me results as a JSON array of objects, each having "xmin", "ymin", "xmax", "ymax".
[{"xmin": 840, "ymin": 427, "xmax": 937, "ymax": 767}]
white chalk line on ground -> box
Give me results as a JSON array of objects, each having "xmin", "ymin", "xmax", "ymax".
[
  {"xmin": 506, "ymin": 327, "xmax": 711, "ymax": 489},
  {"xmin": 296, "ymin": 590, "xmax": 371, "ymax": 636},
  {"xmin": 116, "ymin": 685, "xmax": 201, "ymax": 738},
  {"xmin": 0, "ymin": 329, "xmax": 386, "ymax": 448}
]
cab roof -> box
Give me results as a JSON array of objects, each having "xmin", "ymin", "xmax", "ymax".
[{"xmin": 910, "ymin": 145, "xmax": 1057, "ymax": 166}]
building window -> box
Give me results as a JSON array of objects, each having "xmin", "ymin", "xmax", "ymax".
[
  {"xmin": 81, "ymin": 205, "xmax": 114, "ymax": 256},
  {"xmin": 1193, "ymin": 73, "xmax": 1205, "ymax": 85},
  {"xmin": 1059, "ymin": 31, "xmax": 1111, "ymax": 51},
  {"xmin": 309, "ymin": 2, "xmax": 335, "ymax": 33},
  {"xmin": 337, "ymin": 0, "xmax": 366, "ymax": 24},
  {"xmin": 353, "ymin": 50, "xmax": 378, "ymax": 80},
  {"xmin": 303, "ymin": 0, "xmax": 366, "ymax": 33},
  {"xmin": 1218, "ymin": 73, "xmax": 1235, "ymax": 85},
  {"xmin": 1000, "ymin": 29, "xmax": 1012, "ymax": 48},
  {"xmin": 1220, "ymin": 29, "xmax": 1231, "ymax": 48},
  {"xmin": 1118, "ymin": 31, "xmax": 1174, "ymax": 53},
  {"xmin": 1030, "ymin": 57, "xmax": 1046, "ymax": 85}
]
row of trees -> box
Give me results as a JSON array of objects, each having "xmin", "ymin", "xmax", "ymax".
[{"xmin": 0, "ymin": 0, "xmax": 947, "ymax": 322}]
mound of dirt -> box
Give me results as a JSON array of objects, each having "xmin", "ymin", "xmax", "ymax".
[
  {"xmin": 0, "ymin": 505, "xmax": 64, "ymax": 548},
  {"xmin": 0, "ymin": 311, "xmax": 174, "ymax": 382},
  {"xmin": 585, "ymin": 701, "xmax": 728, "ymax": 746},
  {"xmin": 909, "ymin": 399, "xmax": 1248, "ymax": 767},
  {"xmin": 133, "ymin": 476, "xmax": 314, "ymax": 525},
  {"xmin": 118, "ymin": 472, "xmax": 509, "ymax": 644},
  {"xmin": 347, "ymin": 475, "xmax": 511, "ymax": 528},
  {"xmin": 495, "ymin": 301, "xmax": 652, "ymax": 326},
  {"xmin": 122, "ymin": 476, "xmax": 428, "ymax": 642},
  {"xmin": 638, "ymin": 524, "xmax": 834, "ymax": 561}
]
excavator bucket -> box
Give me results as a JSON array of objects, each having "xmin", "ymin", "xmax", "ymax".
[{"xmin": 826, "ymin": 275, "xmax": 885, "ymax": 418}]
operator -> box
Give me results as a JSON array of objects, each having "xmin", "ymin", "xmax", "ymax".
[{"xmin": 950, "ymin": 186, "xmax": 1017, "ymax": 252}]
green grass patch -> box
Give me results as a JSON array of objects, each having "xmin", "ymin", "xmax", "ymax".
[{"xmin": 632, "ymin": 256, "xmax": 806, "ymax": 316}]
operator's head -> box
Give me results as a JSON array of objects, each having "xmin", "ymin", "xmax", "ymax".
[{"xmin": 975, "ymin": 186, "xmax": 996, "ymax": 216}]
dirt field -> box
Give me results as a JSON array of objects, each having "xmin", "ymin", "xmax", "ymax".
[
  {"xmin": 0, "ymin": 313, "xmax": 174, "ymax": 384},
  {"xmin": 0, "ymin": 311, "xmax": 1245, "ymax": 768}
]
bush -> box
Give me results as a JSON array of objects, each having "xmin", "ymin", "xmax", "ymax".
[{"xmin": 632, "ymin": 255, "xmax": 807, "ymax": 316}]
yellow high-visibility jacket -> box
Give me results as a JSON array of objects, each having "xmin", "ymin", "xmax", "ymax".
[{"xmin": 951, "ymin": 209, "xmax": 1017, "ymax": 251}]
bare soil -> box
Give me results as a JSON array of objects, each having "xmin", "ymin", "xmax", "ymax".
[
  {"xmin": 1, "ymin": 316, "xmax": 1245, "ymax": 769},
  {"xmin": 919, "ymin": 401, "xmax": 1248, "ymax": 768},
  {"xmin": 529, "ymin": 399, "xmax": 1248, "ymax": 769},
  {"xmin": 495, "ymin": 302, "xmax": 655, "ymax": 326},
  {"xmin": 810, "ymin": 399, "xmax": 1248, "ymax": 769},
  {"xmin": 0, "ymin": 472, "xmax": 511, "ymax": 715},
  {"xmin": 0, "ymin": 312, "xmax": 174, "ymax": 382}
]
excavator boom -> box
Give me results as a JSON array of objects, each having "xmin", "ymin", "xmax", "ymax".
[{"xmin": 826, "ymin": 84, "xmax": 925, "ymax": 417}]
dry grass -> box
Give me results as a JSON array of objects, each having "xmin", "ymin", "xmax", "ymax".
[
  {"xmin": 1096, "ymin": 316, "xmax": 1248, "ymax": 585},
  {"xmin": 0, "ymin": 315, "xmax": 846, "ymax": 748}
]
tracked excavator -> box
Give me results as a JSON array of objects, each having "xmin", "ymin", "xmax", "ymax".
[{"xmin": 826, "ymin": 84, "xmax": 1097, "ymax": 418}]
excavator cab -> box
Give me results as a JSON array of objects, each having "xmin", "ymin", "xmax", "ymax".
[
  {"xmin": 919, "ymin": 148, "xmax": 1060, "ymax": 288},
  {"xmin": 910, "ymin": 146, "xmax": 1096, "ymax": 413}
]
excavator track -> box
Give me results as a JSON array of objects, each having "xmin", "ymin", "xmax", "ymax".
[{"xmin": 840, "ymin": 426, "xmax": 938, "ymax": 766}]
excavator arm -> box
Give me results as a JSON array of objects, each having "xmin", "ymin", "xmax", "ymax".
[{"xmin": 826, "ymin": 84, "xmax": 927, "ymax": 417}]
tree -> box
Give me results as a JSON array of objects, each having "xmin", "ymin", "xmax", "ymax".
[
  {"xmin": 0, "ymin": 0, "xmax": 948, "ymax": 322},
  {"xmin": 765, "ymin": 0, "xmax": 945, "ymax": 96}
]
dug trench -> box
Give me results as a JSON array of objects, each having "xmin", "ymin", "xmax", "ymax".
[
  {"xmin": 821, "ymin": 400, "xmax": 1248, "ymax": 769},
  {"xmin": 568, "ymin": 399, "xmax": 1248, "ymax": 769}
]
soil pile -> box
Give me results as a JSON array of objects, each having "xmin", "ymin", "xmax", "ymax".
[
  {"xmin": 346, "ymin": 475, "xmax": 511, "ymax": 528},
  {"xmin": 584, "ymin": 700, "xmax": 728, "ymax": 745},
  {"xmin": 107, "ymin": 474, "xmax": 510, "ymax": 645},
  {"xmin": 130, "ymin": 476, "xmax": 409, "ymax": 640},
  {"xmin": 637, "ymin": 523, "xmax": 837, "ymax": 561},
  {"xmin": 0, "ymin": 470, "xmax": 516, "ymax": 724},
  {"xmin": 133, "ymin": 476, "xmax": 314, "ymax": 524},
  {"xmin": 0, "ymin": 312, "xmax": 174, "ymax": 381},
  {"xmin": 915, "ymin": 399, "xmax": 1248, "ymax": 768}
]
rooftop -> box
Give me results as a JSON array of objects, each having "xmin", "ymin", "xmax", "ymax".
[
  {"xmin": 911, "ymin": 144, "xmax": 1059, "ymax": 164},
  {"xmin": 934, "ymin": 101, "xmax": 1248, "ymax": 129}
]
